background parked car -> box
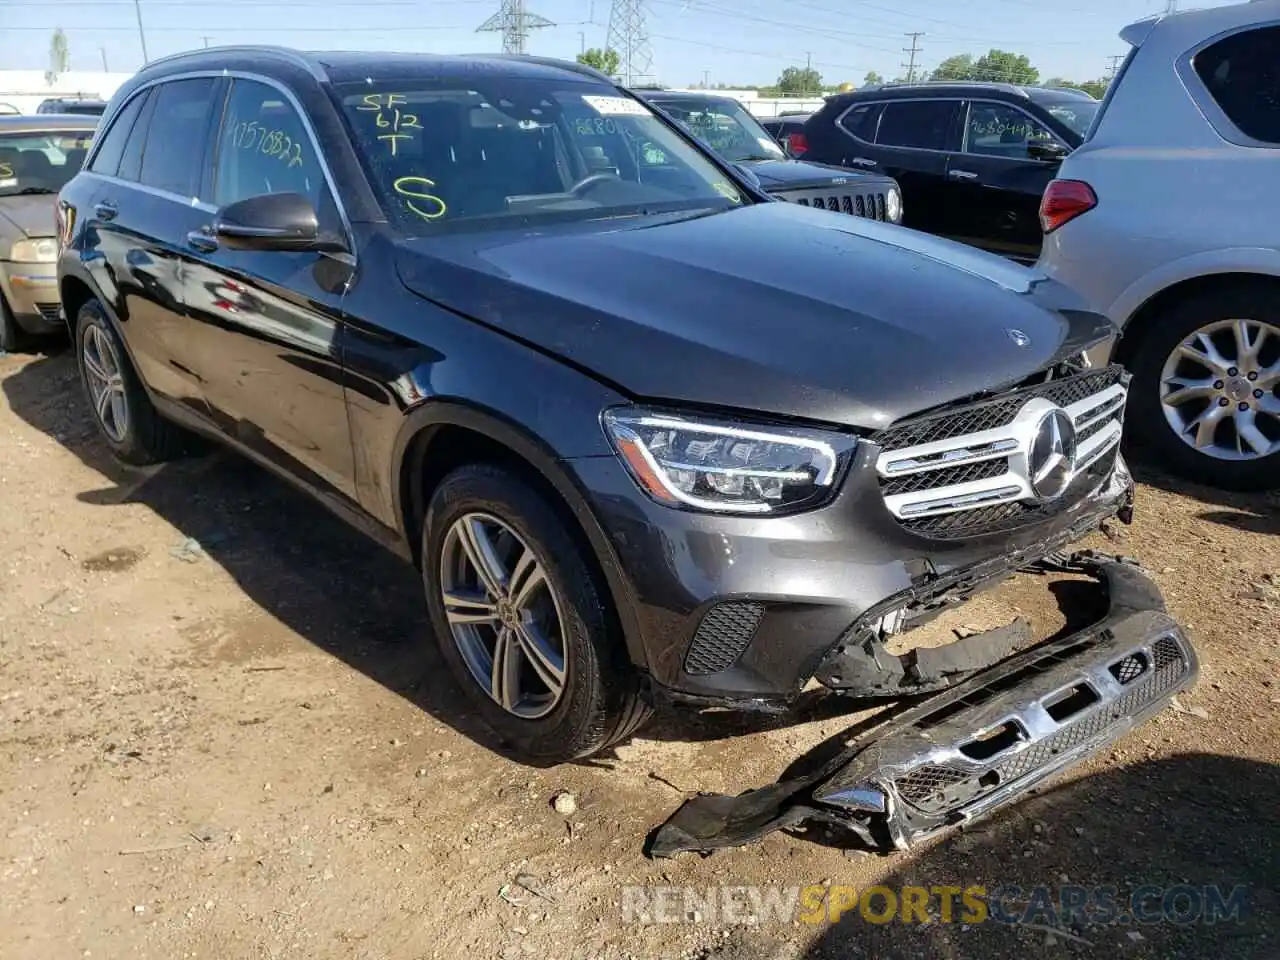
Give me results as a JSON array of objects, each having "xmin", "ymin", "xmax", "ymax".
[
  {"xmin": 802, "ymin": 82, "xmax": 1098, "ymax": 262},
  {"xmin": 1038, "ymin": 1, "xmax": 1280, "ymax": 490},
  {"xmin": 0, "ymin": 114, "xmax": 96, "ymax": 351},
  {"xmin": 36, "ymin": 98, "xmax": 108, "ymax": 117},
  {"xmin": 637, "ymin": 91, "xmax": 902, "ymax": 223},
  {"xmin": 759, "ymin": 113, "xmax": 811, "ymax": 157}
]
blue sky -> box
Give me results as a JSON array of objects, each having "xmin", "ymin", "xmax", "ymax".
[{"xmin": 0, "ymin": 0, "xmax": 1239, "ymax": 86}]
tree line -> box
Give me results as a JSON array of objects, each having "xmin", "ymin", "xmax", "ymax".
[{"xmin": 577, "ymin": 46, "xmax": 1108, "ymax": 100}]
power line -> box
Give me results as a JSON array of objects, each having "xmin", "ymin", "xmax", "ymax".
[
  {"xmin": 902, "ymin": 31, "xmax": 923, "ymax": 83},
  {"xmin": 476, "ymin": 0, "xmax": 554, "ymax": 54},
  {"xmin": 607, "ymin": 0, "xmax": 655, "ymax": 86}
]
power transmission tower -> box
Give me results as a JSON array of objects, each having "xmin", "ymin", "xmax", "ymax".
[
  {"xmin": 607, "ymin": 0, "xmax": 654, "ymax": 86},
  {"xmin": 476, "ymin": 0, "xmax": 554, "ymax": 55},
  {"xmin": 1163, "ymin": 0, "xmax": 1178, "ymax": 13},
  {"xmin": 902, "ymin": 32, "xmax": 924, "ymax": 83}
]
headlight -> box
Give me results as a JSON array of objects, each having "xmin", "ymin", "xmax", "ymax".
[
  {"xmin": 602, "ymin": 407, "xmax": 856, "ymax": 514},
  {"xmin": 885, "ymin": 187, "xmax": 903, "ymax": 223},
  {"xmin": 10, "ymin": 238, "xmax": 57, "ymax": 263}
]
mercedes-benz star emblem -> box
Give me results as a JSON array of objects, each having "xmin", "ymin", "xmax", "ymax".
[
  {"xmin": 1029, "ymin": 408, "xmax": 1077, "ymax": 500},
  {"xmin": 1005, "ymin": 328, "xmax": 1032, "ymax": 347}
]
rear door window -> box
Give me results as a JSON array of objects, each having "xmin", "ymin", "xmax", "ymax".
[
  {"xmin": 875, "ymin": 101, "xmax": 958, "ymax": 150},
  {"xmin": 88, "ymin": 91, "xmax": 148, "ymax": 177},
  {"xmin": 1194, "ymin": 24, "xmax": 1280, "ymax": 144},
  {"xmin": 138, "ymin": 78, "xmax": 220, "ymax": 197}
]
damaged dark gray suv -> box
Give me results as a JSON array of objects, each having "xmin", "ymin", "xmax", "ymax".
[{"xmin": 57, "ymin": 48, "xmax": 1195, "ymax": 848}]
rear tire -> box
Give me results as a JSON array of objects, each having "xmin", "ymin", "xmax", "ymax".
[
  {"xmin": 74, "ymin": 299, "xmax": 190, "ymax": 465},
  {"xmin": 422, "ymin": 463, "xmax": 650, "ymax": 763},
  {"xmin": 1126, "ymin": 285, "xmax": 1280, "ymax": 491}
]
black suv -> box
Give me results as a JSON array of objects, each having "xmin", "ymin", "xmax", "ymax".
[
  {"xmin": 56, "ymin": 49, "xmax": 1193, "ymax": 830},
  {"xmin": 637, "ymin": 91, "xmax": 901, "ymax": 223},
  {"xmin": 803, "ymin": 82, "xmax": 1099, "ymax": 261}
]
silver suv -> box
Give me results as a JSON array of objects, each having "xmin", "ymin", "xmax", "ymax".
[{"xmin": 1037, "ymin": 0, "xmax": 1280, "ymax": 490}]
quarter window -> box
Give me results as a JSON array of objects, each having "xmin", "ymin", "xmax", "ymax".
[
  {"xmin": 138, "ymin": 78, "xmax": 219, "ymax": 197},
  {"xmin": 875, "ymin": 101, "xmax": 956, "ymax": 150},
  {"xmin": 213, "ymin": 79, "xmax": 325, "ymax": 208},
  {"xmin": 964, "ymin": 102, "xmax": 1057, "ymax": 158},
  {"xmin": 839, "ymin": 103, "xmax": 881, "ymax": 142},
  {"xmin": 1194, "ymin": 25, "xmax": 1280, "ymax": 144},
  {"xmin": 87, "ymin": 92, "xmax": 147, "ymax": 177}
]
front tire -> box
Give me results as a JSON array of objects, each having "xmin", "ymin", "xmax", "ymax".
[
  {"xmin": 1126, "ymin": 285, "xmax": 1280, "ymax": 491},
  {"xmin": 422, "ymin": 463, "xmax": 650, "ymax": 763},
  {"xmin": 0, "ymin": 293, "xmax": 25, "ymax": 354},
  {"xmin": 74, "ymin": 299, "xmax": 189, "ymax": 465}
]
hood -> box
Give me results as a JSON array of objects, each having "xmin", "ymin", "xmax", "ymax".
[
  {"xmin": 0, "ymin": 194, "xmax": 56, "ymax": 239},
  {"xmin": 741, "ymin": 158, "xmax": 893, "ymax": 191},
  {"xmin": 394, "ymin": 202, "xmax": 1113, "ymax": 430}
]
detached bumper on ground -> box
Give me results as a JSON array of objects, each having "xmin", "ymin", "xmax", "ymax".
[{"xmin": 648, "ymin": 554, "xmax": 1198, "ymax": 856}]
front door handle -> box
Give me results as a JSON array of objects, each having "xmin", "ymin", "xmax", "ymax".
[
  {"xmin": 94, "ymin": 200, "xmax": 117, "ymax": 221},
  {"xmin": 948, "ymin": 169, "xmax": 979, "ymax": 181},
  {"xmin": 186, "ymin": 229, "xmax": 218, "ymax": 253},
  {"xmin": 848, "ymin": 157, "xmax": 876, "ymax": 168}
]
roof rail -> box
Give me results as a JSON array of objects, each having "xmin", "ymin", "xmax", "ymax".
[
  {"xmin": 140, "ymin": 45, "xmax": 326, "ymax": 81},
  {"xmin": 485, "ymin": 53, "xmax": 612, "ymax": 84},
  {"xmin": 859, "ymin": 79, "xmax": 1030, "ymax": 98}
]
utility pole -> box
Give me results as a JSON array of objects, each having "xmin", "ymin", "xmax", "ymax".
[
  {"xmin": 702, "ymin": 69, "xmax": 709, "ymax": 89},
  {"xmin": 1163, "ymin": 0, "xmax": 1177, "ymax": 13},
  {"xmin": 202, "ymin": 36, "xmax": 211, "ymax": 48},
  {"xmin": 805, "ymin": 51, "xmax": 813, "ymax": 96},
  {"xmin": 1105, "ymin": 54, "xmax": 1124, "ymax": 80},
  {"xmin": 99, "ymin": 47, "xmax": 109, "ymax": 71},
  {"xmin": 133, "ymin": 0, "xmax": 149, "ymax": 64},
  {"xmin": 476, "ymin": 0, "xmax": 554, "ymax": 55},
  {"xmin": 902, "ymin": 31, "xmax": 923, "ymax": 83},
  {"xmin": 606, "ymin": 0, "xmax": 654, "ymax": 87},
  {"xmin": 578, "ymin": 31, "xmax": 585, "ymax": 53}
]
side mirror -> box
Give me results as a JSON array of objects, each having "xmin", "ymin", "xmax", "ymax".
[
  {"xmin": 1027, "ymin": 140, "xmax": 1070, "ymax": 162},
  {"xmin": 214, "ymin": 192, "xmax": 337, "ymax": 252}
]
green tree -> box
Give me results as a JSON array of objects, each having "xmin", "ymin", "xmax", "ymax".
[
  {"xmin": 864, "ymin": 70, "xmax": 883, "ymax": 86},
  {"xmin": 930, "ymin": 54, "xmax": 975, "ymax": 81},
  {"xmin": 1045, "ymin": 77, "xmax": 1109, "ymax": 99},
  {"xmin": 576, "ymin": 47, "xmax": 620, "ymax": 77},
  {"xmin": 971, "ymin": 49, "xmax": 1038, "ymax": 84},
  {"xmin": 776, "ymin": 65, "xmax": 823, "ymax": 96},
  {"xmin": 46, "ymin": 27, "xmax": 70, "ymax": 85}
]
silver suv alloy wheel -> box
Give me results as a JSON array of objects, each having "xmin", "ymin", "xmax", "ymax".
[
  {"xmin": 1159, "ymin": 318, "xmax": 1280, "ymax": 461},
  {"xmin": 439, "ymin": 512, "xmax": 568, "ymax": 719},
  {"xmin": 82, "ymin": 323, "xmax": 130, "ymax": 443}
]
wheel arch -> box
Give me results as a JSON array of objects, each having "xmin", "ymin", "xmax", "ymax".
[
  {"xmin": 393, "ymin": 401, "xmax": 650, "ymax": 671},
  {"xmin": 1114, "ymin": 269, "xmax": 1280, "ymax": 368}
]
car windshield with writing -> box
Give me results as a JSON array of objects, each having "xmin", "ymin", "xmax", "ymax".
[
  {"xmin": 0, "ymin": 130, "xmax": 93, "ymax": 198},
  {"xmin": 335, "ymin": 79, "xmax": 748, "ymax": 232},
  {"xmin": 647, "ymin": 96, "xmax": 787, "ymax": 163}
]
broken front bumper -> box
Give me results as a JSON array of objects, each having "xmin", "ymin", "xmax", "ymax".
[{"xmin": 649, "ymin": 556, "xmax": 1198, "ymax": 856}]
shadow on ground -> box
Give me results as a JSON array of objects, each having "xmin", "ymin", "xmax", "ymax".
[
  {"xmin": 1, "ymin": 352, "xmax": 875, "ymax": 764},
  {"xmin": 792, "ymin": 752, "xmax": 1279, "ymax": 960},
  {"xmin": 1128, "ymin": 458, "xmax": 1280, "ymax": 537}
]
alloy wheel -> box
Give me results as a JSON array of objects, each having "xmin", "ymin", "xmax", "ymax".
[
  {"xmin": 1159, "ymin": 318, "xmax": 1280, "ymax": 461},
  {"xmin": 82, "ymin": 323, "xmax": 130, "ymax": 443},
  {"xmin": 438, "ymin": 512, "xmax": 568, "ymax": 720}
]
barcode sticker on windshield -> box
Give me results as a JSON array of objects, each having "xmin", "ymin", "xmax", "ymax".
[{"xmin": 582, "ymin": 95, "xmax": 650, "ymax": 116}]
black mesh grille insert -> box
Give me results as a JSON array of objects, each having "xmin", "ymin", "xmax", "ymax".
[
  {"xmin": 36, "ymin": 302, "xmax": 61, "ymax": 323},
  {"xmin": 873, "ymin": 367, "xmax": 1125, "ymax": 453},
  {"xmin": 684, "ymin": 601, "xmax": 766, "ymax": 676},
  {"xmin": 895, "ymin": 764, "xmax": 970, "ymax": 806},
  {"xmin": 1109, "ymin": 653, "xmax": 1148, "ymax": 685},
  {"xmin": 880, "ymin": 457, "xmax": 1009, "ymax": 497},
  {"xmin": 780, "ymin": 190, "xmax": 886, "ymax": 219},
  {"xmin": 1151, "ymin": 636, "xmax": 1183, "ymax": 671}
]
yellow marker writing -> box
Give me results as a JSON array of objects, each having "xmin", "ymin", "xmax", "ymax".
[{"xmin": 393, "ymin": 176, "xmax": 447, "ymax": 221}]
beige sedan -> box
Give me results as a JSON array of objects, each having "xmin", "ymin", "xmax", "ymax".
[{"xmin": 0, "ymin": 113, "xmax": 97, "ymax": 351}]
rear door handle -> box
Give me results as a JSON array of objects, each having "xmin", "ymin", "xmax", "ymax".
[
  {"xmin": 94, "ymin": 200, "xmax": 117, "ymax": 221},
  {"xmin": 848, "ymin": 158, "xmax": 876, "ymax": 168},
  {"xmin": 948, "ymin": 169, "xmax": 979, "ymax": 181},
  {"xmin": 186, "ymin": 229, "xmax": 218, "ymax": 253}
]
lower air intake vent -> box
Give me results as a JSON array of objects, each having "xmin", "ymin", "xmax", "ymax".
[{"xmin": 684, "ymin": 601, "xmax": 766, "ymax": 676}]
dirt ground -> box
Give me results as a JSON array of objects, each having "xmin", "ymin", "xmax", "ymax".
[{"xmin": 2, "ymin": 345, "xmax": 1278, "ymax": 960}]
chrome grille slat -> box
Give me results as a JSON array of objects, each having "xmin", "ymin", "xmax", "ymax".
[
  {"xmin": 777, "ymin": 188, "xmax": 887, "ymax": 220},
  {"xmin": 874, "ymin": 367, "xmax": 1129, "ymax": 538}
]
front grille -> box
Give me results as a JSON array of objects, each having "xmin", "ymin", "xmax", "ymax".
[
  {"xmin": 35, "ymin": 302, "xmax": 61, "ymax": 323},
  {"xmin": 895, "ymin": 764, "xmax": 970, "ymax": 808},
  {"xmin": 873, "ymin": 366, "xmax": 1129, "ymax": 540},
  {"xmin": 785, "ymin": 188, "xmax": 888, "ymax": 221},
  {"xmin": 683, "ymin": 601, "xmax": 766, "ymax": 676}
]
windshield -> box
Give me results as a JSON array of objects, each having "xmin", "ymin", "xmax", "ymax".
[
  {"xmin": 648, "ymin": 97, "xmax": 786, "ymax": 163},
  {"xmin": 335, "ymin": 78, "xmax": 747, "ymax": 233},
  {"xmin": 1043, "ymin": 101, "xmax": 1099, "ymax": 139},
  {"xmin": 0, "ymin": 130, "xmax": 93, "ymax": 198}
]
